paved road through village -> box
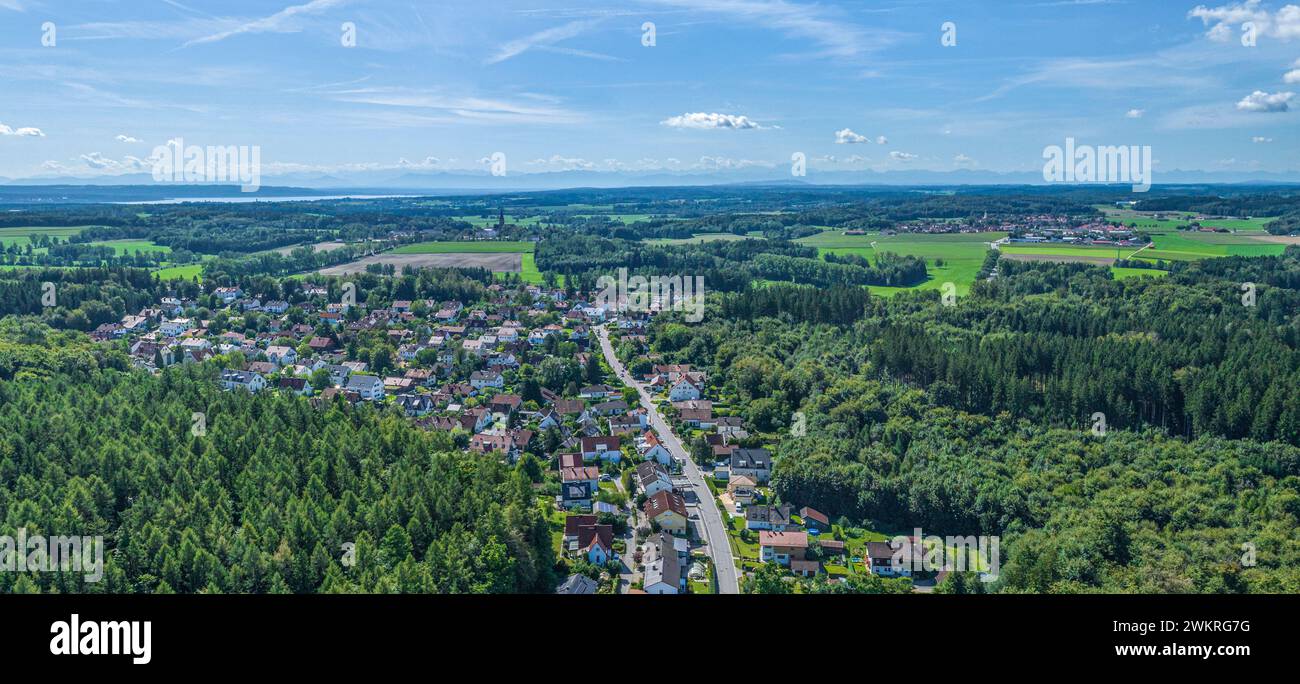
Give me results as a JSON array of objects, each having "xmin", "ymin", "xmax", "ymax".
[{"xmin": 596, "ymin": 325, "xmax": 740, "ymax": 594}]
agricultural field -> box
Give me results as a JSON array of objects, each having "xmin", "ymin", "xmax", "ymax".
[
  {"xmin": 324, "ymin": 240, "xmax": 541, "ymax": 281},
  {"xmin": 457, "ymin": 214, "xmax": 544, "ymax": 228},
  {"xmin": 1098, "ymin": 205, "xmax": 1279, "ymax": 234},
  {"xmin": 87, "ymin": 239, "xmax": 171, "ymax": 255},
  {"xmin": 268, "ymin": 240, "xmax": 347, "ymax": 256},
  {"xmin": 646, "ymin": 232, "xmax": 753, "ymax": 245},
  {"xmin": 797, "ymin": 230, "xmax": 1006, "ymax": 296},
  {"xmin": 153, "ymin": 264, "xmax": 204, "ymax": 281},
  {"xmin": 392, "ymin": 240, "xmax": 535, "ymax": 254},
  {"xmin": 0, "ymin": 226, "xmax": 93, "ymax": 248},
  {"xmin": 1001, "ymin": 230, "xmax": 1288, "ymax": 266}
]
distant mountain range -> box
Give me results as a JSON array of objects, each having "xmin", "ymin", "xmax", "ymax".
[
  {"xmin": 1, "ymin": 166, "xmax": 1299, "ymax": 205},
  {"xmin": 3, "ymin": 166, "xmax": 1299, "ymax": 196}
]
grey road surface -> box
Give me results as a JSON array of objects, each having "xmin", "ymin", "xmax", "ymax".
[{"xmin": 596, "ymin": 325, "xmax": 740, "ymax": 594}]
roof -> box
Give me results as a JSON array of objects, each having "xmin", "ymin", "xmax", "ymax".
[
  {"xmin": 800, "ymin": 507, "xmax": 830, "ymax": 527},
  {"xmin": 555, "ymin": 573, "xmax": 599, "ymax": 595},
  {"xmin": 576, "ymin": 524, "xmax": 614, "ymax": 552},
  {"xmin": 635, "ymin": 460, "xmax": 669, "ymax": 486},
  {"xmin": 789, "ymin": 559, "xmax": 820, "ymax": 574},
  {"xmin": 731, "ymin": 448, "xmax": 771, "ymax": 470},
  {"xmin": 562, "ymin": 482, "xmax": 590, "ymax": 501},
  {"xmin": 563, "ymin": 515, "xmax": 598, "ymax": 537},
  {"xmin": 642, "ymin": 534, "xmax": 682, "ymax": 590},
  {"xmin": 745, "ymin": 505, "xmax": 791, "ymax": 526},
  {"xmin": 581, "ymin": 435, "xmax": 620, "ymax": 452},
  {"xmin": 727, "ymin": 475, "xmax": 756, "ymax": 488},
  {"xmin": 562, "ymin": 466, "xmax": 601, "ymax": 483},
  {"xmin": 557, "ymin": 453, "xmax": 583, "ymax": 469},
  {"xmin": 346, "ymin": 375, "xmax": 383, "ymax": 389},
  {"xmin": 643, "ymin": 490, "xmax": 687, "ymax": 520},
  {"xmin": 758, "ymin": 531, "xmax": 808, "ymax": 548}
]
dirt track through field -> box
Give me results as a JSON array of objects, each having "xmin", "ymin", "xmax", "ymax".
[
  {"xmin": 319, "ymin": 252, "xmax": 521, "ymax": 276},
  {"xmin": 273, "ymin": 241, "xmax": 347, "ymax": 255},
  {"xmin": 1253, "ymin": 235, "xmax": 1300, "ymax": 245},
  {"xmin": 1002, "ymin": 253, "xmax": 1116, "ymax": 265}
]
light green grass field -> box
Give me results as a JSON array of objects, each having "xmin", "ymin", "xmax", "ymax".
[
  {"xmin": 1003, "ymin": 230, "xmax": 1286, "ymax": 264},
  {"xmin": 392, "ymin": 240, "xmax": 535, "ymax": 254},
  {"xmin": 646, "ymin": 233, "xmax": 752, "ymax": 245},
  {"xmin": 457, "ymin": 215, "xmax": 544, "ymax": 228},
  {"xmin": 87, "ymin": 239, "xmax": 171, "ymax": 255},
  {"xmin": 0, "ymin": 226, "xmax": 93, "ymax": 248},
  {"xmin": 797, "ymin": 230, "xmax": 1006, "ymax": 297},
  {"xmin": 1112, "ymin": 267, "xmax": 1169, "ymax": 280},
  {"xmin": 153, "ymin": 264, "xmax": 203, "ymax": 280}
]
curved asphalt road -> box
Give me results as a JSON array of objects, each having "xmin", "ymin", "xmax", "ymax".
[{"xmin": 596, "ymin": 325, "xmax": 740, "ymax": 594}]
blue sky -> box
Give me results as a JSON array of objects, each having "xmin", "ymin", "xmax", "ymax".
[{"xmin": 0, "ymin": 0, "xmax": 1297, "ymax": 181}]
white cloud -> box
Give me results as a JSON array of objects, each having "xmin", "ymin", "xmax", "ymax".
[
  {"xmin": 1126, "ymin": 108, "xmax": 1145, "ymax": 118},
  {"xmin": 487, "ymin": 19, "xmax": 605, "ymax": 64},
  {"xmin": 815, "ymin": 154, "xmax": 868, "ymax": 164},
  {"xmin": 645, "ymin": 0, "xmax": 904, "ymax": 61},
  {"xmin": 693, "ymin": 156, "xmax": 775, "ymax": 170},
  {"xmin": 1285, "ymin": 58, "xmax": 1300, "ymax": 83},
  {"xmin": 661, "ymin": 112, "xmax": 764, "ymax": 129},
  {"xmin": 115, "ymin": 134, "xmax": 143, "ymax": 143},
  {"xmin": 183, "ymin": 0, "xmax": 344, "ymax": 48},
  {"xmin": 1236, "ymin": 89, "xmax": 1294, "ymax": 111},
  {"xmin": 834, "ymin": 128, "xmax": 868, "ymax": 144},
  {"xmin": 1252, "ymin": 135, "xmax": 1274, "ymax": 142},
  {"xmin": 397, "ymin": 156, "xmax": 440, "ymax": 168},
  {"xmin": 953, "ymin": 154, "xmax": 976, "ymax": 165},
  {"xmin": 1189, "ymin": 1, "xmax": 1300, "ymax": 41},
  {"xmin": 0, "ymin": 122, "xmax": 44, "ymax": 136},
  {"xmin": 325, "ymin": 87, "xmax": 585, "ymax": 125},
  {"xmin": 876, "ymin": 135, "xmax": 888, "ymax": 145},
  {"xmin": 889, "ymin": 151, "xmax": 918, "ymax": 161},
  {"xmin": 526, "ymin": 154, "xmax": 596, "ymax": 170}
]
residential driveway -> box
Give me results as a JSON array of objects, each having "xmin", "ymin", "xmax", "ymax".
[{"xmin": 596, "ymin": 325, "xmax": 740, "ymax": 594}]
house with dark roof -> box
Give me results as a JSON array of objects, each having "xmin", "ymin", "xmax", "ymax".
[
  {"xmin": 345, "ymin": 374, "xmax": 385, "ymax": 401},
  {"xmin": 745, "ymin": 504, "xmax": 793, "ymax": 532},
  {"xmin": 642, "ymin": 532, "xmax": 684, "ymax": 595},
  {"xmin": 561, "ymin": 482, "xmax": 592, "ymax": 510},
  {"xmin": 730, "ymin": 448, "xmax": 771, "ymax": 483},
  {"xmin": 556, "ymin": 573, "xmax": 599, "ymax": 595}
]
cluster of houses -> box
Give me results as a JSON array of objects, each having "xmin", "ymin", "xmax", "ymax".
[{"xmin": 99, "ymin": 275, "xmax": 901, "ymax": 592}]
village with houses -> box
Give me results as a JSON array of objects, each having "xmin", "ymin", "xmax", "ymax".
[{"xmin": 82, "ymin": 273, "xmax": 944, "ymax": 595}]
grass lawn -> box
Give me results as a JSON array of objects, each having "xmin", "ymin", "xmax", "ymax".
[
  {"xmin": 0, "ymin": 226, "xmax": 93, "ymax": 248},
  {"xmin": 796, "ymin": 230, "xmax": 1006, "ymax": 297},
  {"xmin": 456, "ymin": 215, "xmax": 544, "ymax": 228},
  {"xmin": 87, "ymin": 239, "xmax": 171, "ymax": 255},
  {"xmin": 154, "ymin": 264, "xmax": 203, "ymax": 280},
  {"xmin": 1002, "ymin": 230, "xmax": 1286, "ymax": 266},
  {"xmin": 1111, "ymin": 267, "xmax": 1168, "ymax": 280},
  {"xmin": 540, "ymin": 498, "xmax": 566, "ymax": 557},
  {"xmin": 645, "ymin": 233, "xmax": 753, "ymax": 245}
]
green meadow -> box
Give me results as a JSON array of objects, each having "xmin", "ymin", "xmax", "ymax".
[
  {"xmin": 87, "ymin": 239, "xmax": 172, "ymax": 255},
  {"xmin": 797, "ymin": 230, "xmax": 1007, "ymax": 297},
  {"xmin": 0, "ymin": 226, "xmax": 94, "ymax": 248},
  {"xmin": 154, "ymin": 264, "xmax": 204, "ymax": 281},
  {"xmin": 646, "ymin": 233, "xmax": 753, "ymax": 245}
]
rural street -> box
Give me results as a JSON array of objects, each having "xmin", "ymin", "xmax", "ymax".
[{"xmin": 596, "ymin": 325, "xmax": 740, "ymax": 594}]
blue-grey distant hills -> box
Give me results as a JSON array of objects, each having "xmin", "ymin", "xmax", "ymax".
[{"xmin": 1, "ymin": 166, "xmax": 1298, "ymax": 203}]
